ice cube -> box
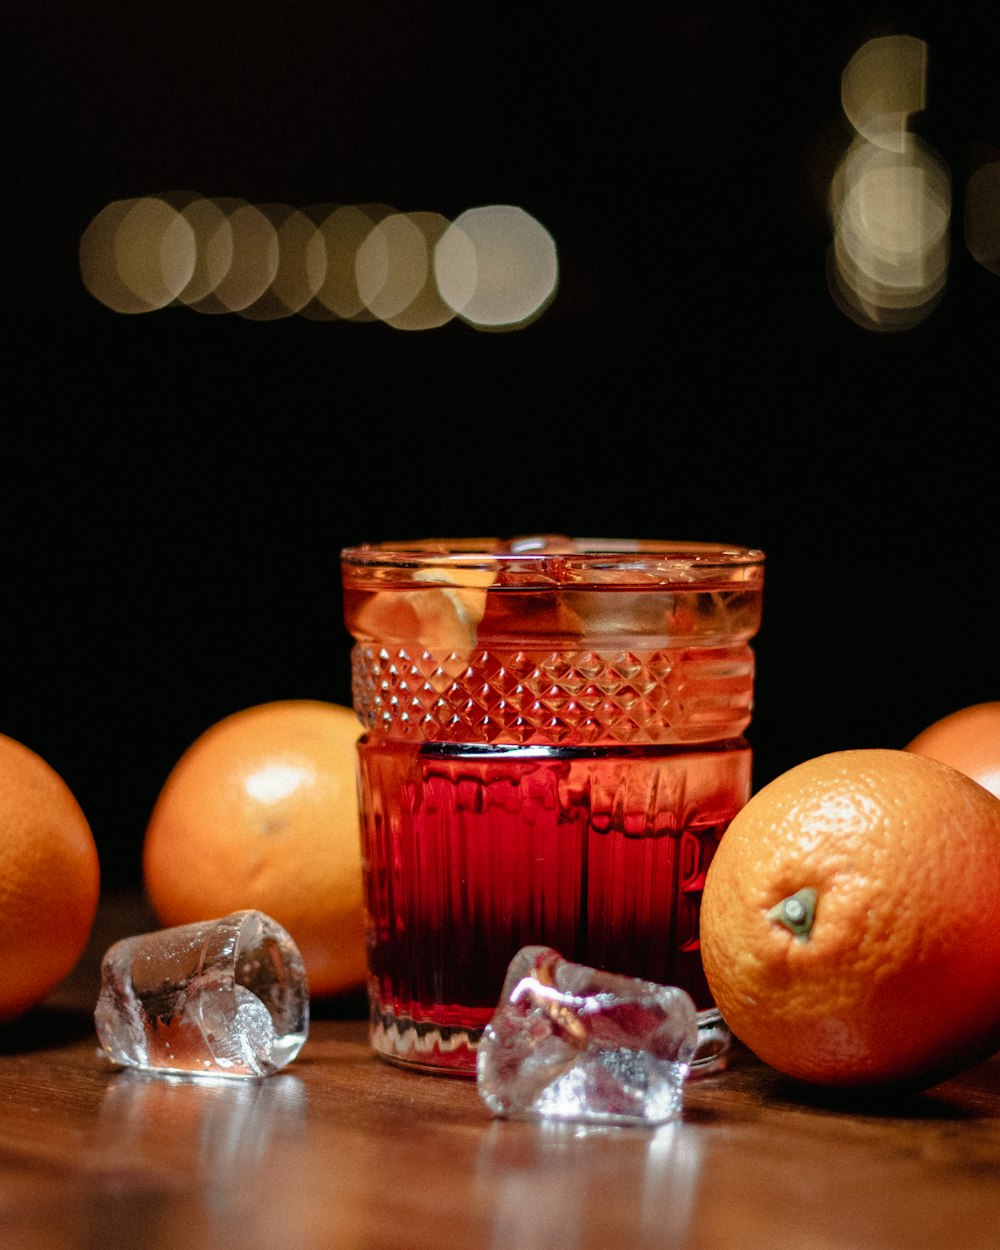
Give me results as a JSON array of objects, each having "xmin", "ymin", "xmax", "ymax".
[
  {"xmin": 476, "ymin": 946, "xmax": 698, "ymax": 1126},
  {"xmin": 94, "ymin": 910, "xmax": 309, "ymax": 1079}
]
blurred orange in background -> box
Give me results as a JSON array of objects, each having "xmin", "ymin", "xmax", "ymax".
[
  {"xmin": 905, "ymin": 701, "xmax": 1000, "ymax": 799},
  {"xmin": 0, "ymin": 735, "xmax": 100, "ymax": 1021},
  {"xmin": 143, "ymin": 699, "xmax": 367, "ymax": 1000}
]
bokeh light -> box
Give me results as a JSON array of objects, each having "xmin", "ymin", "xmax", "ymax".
[
  {"xmin": 828, "ymin": 35, "xmax": 950, "ymax": 331},
  {"xmin": 965, "ymin": 153, "xmax": 1000, "ymax": 277},
  {"xmin": 840, "ymin": 34, "xmax": 926, "ymax": 152},
  {"xmin": 300, "ymin": 203, "xmax": 386, "ymax": 322},
  {"xmin": 80, "ymin": 197, "xmax": 558, "ymax": 332},
  {"xmin": 435, "ymin": 205, "xmax": 559, "ymax": 329},
  {"xmin": 356, "ymin": 211, "xmax": 430, "ymax": 323},
  {"xmin": 238, "ymin": 204, "xmax": 325, "ymax": 321},
  {"xmin": 175, "ymin": 196, "xmax": 234, "ymax": 307},
  {"xmin": 206, "ymin": 201, "xmax": 279, "ymax": 314},
  {"xmin": 375, "ymin": 212, "xmax": 455, "ymax": 331},
  {"xmin": 80, "ymin": 197, "xmax": 195, "ymax": 314}
]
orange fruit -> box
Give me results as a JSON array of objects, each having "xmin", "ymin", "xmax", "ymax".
[
  {"xmin": 143, "ymin": 700, "xmax": 367, "ymax": 999},
  {"xmin": 700, "ymin": 748, "xmax": 1000, "ymax": 1091},
  {"xmin": 905, "ymin": 701, "xmax": 1000, "ymax": 799},
  {"xmin": 0, "ymin": 734, "xmax": 101, "ymax": 1022}
]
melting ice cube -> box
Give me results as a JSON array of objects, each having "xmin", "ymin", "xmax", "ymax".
[
  {"xmin": 477, "ymin": 946, "xmax": 698, "ymax": 1126},
  {"xmin": 94, "ymin": 910, "xmax": 309, "ymax": 1079}
]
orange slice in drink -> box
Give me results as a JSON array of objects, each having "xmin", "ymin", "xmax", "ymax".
[{"xmin": 352, "ymin": 567, "xmax": 497, "ymax": 654}]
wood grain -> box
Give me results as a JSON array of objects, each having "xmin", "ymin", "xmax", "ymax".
[{"xmin": 2, "ymin": 892, "xmax": 998, "ymax": 1250}]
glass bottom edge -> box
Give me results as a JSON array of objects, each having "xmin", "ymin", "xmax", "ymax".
[
  {"xmin": 369, "ymin": 1004, "xmax": 731, "ymax": 1079},
  {"xmin": 369, "ymin": 1009, "xmax": 482, "ymax": 1076}
]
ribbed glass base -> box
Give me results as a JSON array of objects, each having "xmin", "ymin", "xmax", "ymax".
[{"xmin": 368, "ymin": 1002, "xmax": 730, "ymax": 1079}]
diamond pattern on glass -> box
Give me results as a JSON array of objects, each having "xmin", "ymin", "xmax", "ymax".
[{"xmin": 351, "ymin": 644, "xmax": 754, "ymax": 745}]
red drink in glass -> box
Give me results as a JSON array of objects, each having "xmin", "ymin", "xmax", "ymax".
[{"xmin": 341, "ymin": 538, "xmax": 764, "ymax": 1075}]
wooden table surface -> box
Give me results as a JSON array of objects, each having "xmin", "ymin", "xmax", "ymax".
[{"xmin": 2, "ymin": 892, "xmax": 999, "ymax": 1250}]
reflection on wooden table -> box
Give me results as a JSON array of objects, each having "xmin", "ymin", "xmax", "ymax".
[{"xmin": 2, "ymin": 891, "xmax": 998, "ymax": 1250}]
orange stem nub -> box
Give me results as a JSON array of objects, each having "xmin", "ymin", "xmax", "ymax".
[{"xmin": 767, "ymin": 887, "xmax": 817, "ymax": 939}]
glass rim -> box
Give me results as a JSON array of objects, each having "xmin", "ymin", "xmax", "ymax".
[{"xmin": 341, "ymin": 536, "xmax": 765, "ymax": 585}]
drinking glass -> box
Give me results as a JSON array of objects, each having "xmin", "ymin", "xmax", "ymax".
[{"xmin": 340, "ymin": 536, "xmax": 764, "ymax": 1075}]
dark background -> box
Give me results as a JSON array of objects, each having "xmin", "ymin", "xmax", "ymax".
[{"xmin": 6, "ymin": 3, "xmax": 999, "ymax": 887}]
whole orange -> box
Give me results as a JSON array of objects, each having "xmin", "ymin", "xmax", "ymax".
[
  {"xmin": 700, "ymin": 748, "xmax": 1000, "ymax": 1090},
  {"xmin": 905, "ymin": 701, "xmax": 1000, "ymax": 799},
  {"xmin": 0, "ymin": 734, "xmax": 101, "ymax": 1022},
  {"xmin": 143, "ymin": 700, "xmax": 367, "ymax": 999}
]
